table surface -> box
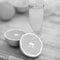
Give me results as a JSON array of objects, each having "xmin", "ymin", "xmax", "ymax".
[{"xmin": 0, "ymin": 10, "xmax": 60, "ymax": 60}]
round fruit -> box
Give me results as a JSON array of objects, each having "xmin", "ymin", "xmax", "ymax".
[
  {"xmin": 8, "ymin": 0, "xmax": 29, "ymax": 13},
  {"xmin": 0, "ymin": 1, "xmax": 15, "ymax": 20},
  {"xmin": 4, "ymin": 29, "xmax": 25, "ymax": 47},
  {"xmin": 20, "ymin": 33, "xmax": 43, "ymax": 57}
]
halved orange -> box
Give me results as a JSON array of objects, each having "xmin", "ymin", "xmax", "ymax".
[
  {"xmin": 4, "ymin": 29, "xmax": 25, "ymax": 47},
  {"xmin": 20, "ymin": 33, "xmax": 43, "ymax": 57}
]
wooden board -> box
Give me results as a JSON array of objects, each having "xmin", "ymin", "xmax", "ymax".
[
  {"xmin": 0, "ymin": 39, "xmax": 33, "ymax": 60},
  {"xmin": 0, "ymin": 9, "xmax": 60, "ymax": 60}
]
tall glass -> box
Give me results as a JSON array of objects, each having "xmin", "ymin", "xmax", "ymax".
[{"xmin": 29, "ymin": 0, "xmax": 44, "ymax": 35}]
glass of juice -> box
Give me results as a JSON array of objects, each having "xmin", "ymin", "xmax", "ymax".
[{"xmin": 29, "ymin": 0, "xmax": 44, "ymax": 35}]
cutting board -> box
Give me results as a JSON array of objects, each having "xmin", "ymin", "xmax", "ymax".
[{"xmin": 0, "ymin": 9, "xmax": 60, "ymax": 60}]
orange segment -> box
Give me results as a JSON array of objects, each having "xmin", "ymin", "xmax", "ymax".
[{"xmin": 20, "ymin": 33, "xmax": 43, "ymax": 57}]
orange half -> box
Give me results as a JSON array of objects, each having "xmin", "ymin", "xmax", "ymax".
[
  {"xmin": 4, "ymin": 29, "xmax": 25, "ymax": 47},
  {"xmin": 20, "ymin": 33, "xmax": 43, "ymax": 57}
]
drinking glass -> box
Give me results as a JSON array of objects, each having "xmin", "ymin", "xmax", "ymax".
[{"xmin": 29, "ymin": 0, "xmax": 44, "ymax": 35}]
